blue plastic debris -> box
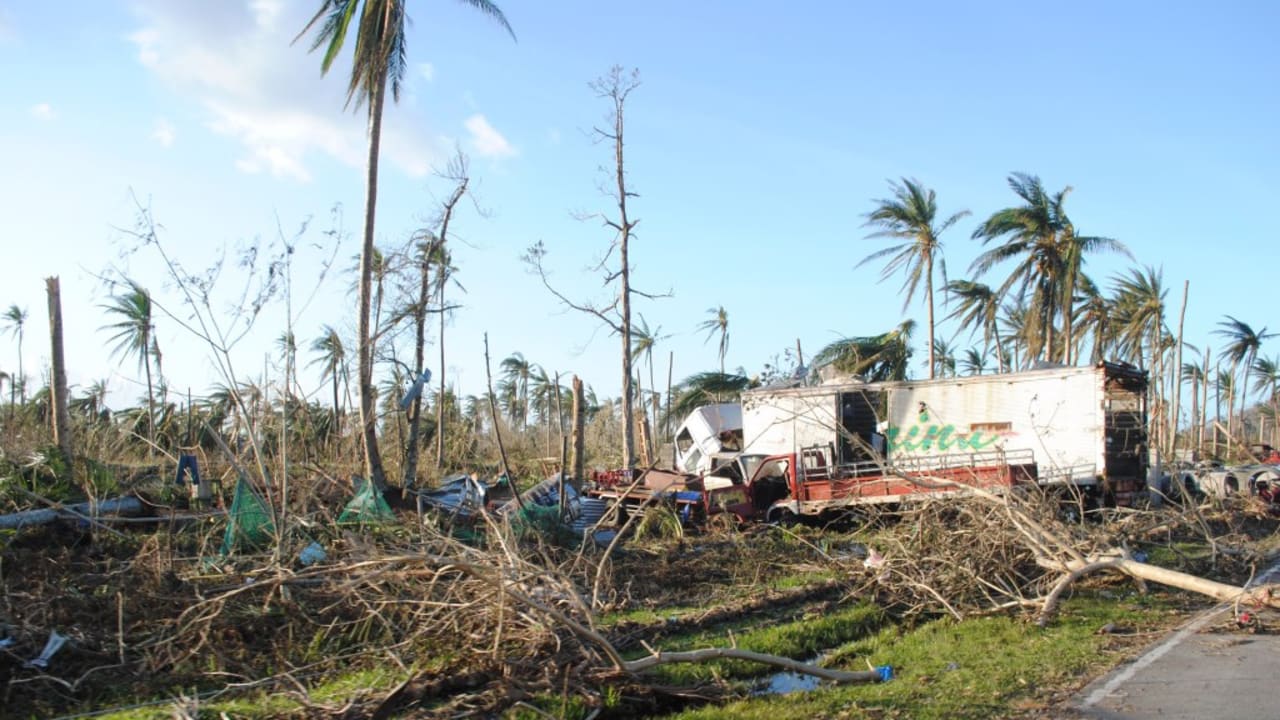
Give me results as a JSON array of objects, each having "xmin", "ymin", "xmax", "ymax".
[
  {"xmin": 299, "ymin": 542, "xmax": 327, "ymax": 566},
  {"xmin": 876, "ymin": 665, "xmax": 894, "ymax": 682}
]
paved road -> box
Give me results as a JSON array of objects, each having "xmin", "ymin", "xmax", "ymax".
[{"xmin": 1072, "ymin": 563, "xmax": 1280, "ymax": 719}]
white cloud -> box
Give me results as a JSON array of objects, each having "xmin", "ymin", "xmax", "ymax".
[
  {"xmin": 152, "ymin": 118, "xmax": 176, "ymax": 147},
  {"xmin": 127, "ymin": 0, "xmax": 441, "ymax": 182},
  {"xmin": 30, "ymin": 103, "xmax": 55, "ymax": 120},
  {"xmin": 464, "ymin": 114, "xmax": 517, "ymax": 158},
  {"xmin": 418, "ymin": 62, "xmax": 435, "ymax": 82}
]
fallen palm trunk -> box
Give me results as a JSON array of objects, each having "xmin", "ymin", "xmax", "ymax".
[{"xmin": 0, "ymin": 496, "xmax": 143, "ymax": 530}]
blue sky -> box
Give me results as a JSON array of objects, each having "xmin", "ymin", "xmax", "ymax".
[{"xmin": 1, "ymin": 1, "xmax": 1278, "ymax": 412}]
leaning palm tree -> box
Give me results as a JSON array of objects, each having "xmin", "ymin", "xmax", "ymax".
[
  {"xmin": 944, "ymin": 279, "xmax": 1004, "ymax": 372},
  {"xmin": 1215, "ymin": 315, "xmax": 1275, "ymax": 441},
  {"xmin": 100, "ymin": 282, "xmax": 161, "ymax": 453},
  {"xmin": 296, "ymin": 0, "xmax": 513, "ymax": 487},
  {"xmin": 860, "ymin": 178, "xmax": 969, "ymax": 379},
  {"xmin": 697, "ymin": 306, "xmax": 730, "ymax": 373},
  {"xmin": 3, "ymin": 304, "xmax": 27, "ymax": 404}
]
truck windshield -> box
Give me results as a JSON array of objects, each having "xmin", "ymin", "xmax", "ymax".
[{"xmin": 739, "ymin": 454, "xmax": 767, "ymax": 483}]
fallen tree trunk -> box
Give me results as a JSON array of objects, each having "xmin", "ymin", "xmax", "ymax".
[
  {"xmin": 0, "ymin": 496, "xmax": 143, "ymax": 530},
  {"xmin": 1036, "ymin": 553, "xmax": 1280, "ymax": 625}
]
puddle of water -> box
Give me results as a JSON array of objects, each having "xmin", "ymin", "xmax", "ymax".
[{"xmin": 752, "ymin": 669, "xmax": 823, "ymax": 696}]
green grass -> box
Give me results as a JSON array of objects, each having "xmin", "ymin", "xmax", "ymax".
[
  {"xmin": 88, "ymin": 666, "xmax": 417, "ymax": 719},
  {"xmin": 661, "ymin": 593, "xmax": 1180, "ymax": 720}
]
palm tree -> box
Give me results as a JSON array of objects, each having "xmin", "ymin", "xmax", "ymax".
[
  {"xmin": 669, "ymin": 371, "xmax": 755, "ymax": 423},
  {"xmin": 1072, "ymin": 276, "xmax": 1114, "ymax": 364},
  {"xmin": 860, "ymin": 178, "xmax": 969, "ymax": 379},
  {"xmin": 998, "ymin": 299, "xmax": 1030, "ymax": 371},
  {"xmin": 100, "ymin": 282, "xmax": 161, "ymax": 452},
  {"xmin": 1110, "ymin": 266, "xmax": 1167, "ymax": 371},
  {"xmin": 500, "ymin": 352, "xmax": 533, "ymax": 430},
  {"xmin": 1252, "ymin": 355, "xmax": 1280, "ymax": 446},
  {"xmin": 811, "ymin": 320, "xmax": 916, "ymax": 382},
  {"xmin": 944, "ymin": 280, "xmax": 1004, "ymax": 372},
  {"xmin": 961, "ymin": 348, "xmax": 987, "ymax": 376},
  {"xmin": 1182, "ymin": 361, "xmax": 1205, "ymax": 450},
  {"xmin": 296, "ymin": 0, "xmax": 513, "ymax": 487},
  {"xmin": 930, "ymin": 338, "xmax": 957, "ymax": 378},
  {"xmin": 697, "ymin": 306, "xmax": 730, "ymax": 373},
  {"xmin": 1215, "ymin": 316, "xmax": 1275, "ymax": 441},
  {"xmin": 3, "ymin": 305, "xmax": 27, "ymax": 404},
  {"xmin": 971, "ymin": 173, "xmax": 1124, "ymax": 366},
  {"xmin": 1056, "ymin": 225, "xmax": 1130, "ymax": 364},
  {"xmin": 630, "ymin": 314, "xmax": 668, "ymax": 437},
  {"xmin": 309, "ymin": 325, "xmax": 348, "ymax": 453}
]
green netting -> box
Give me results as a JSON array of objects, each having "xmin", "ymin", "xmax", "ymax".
[
  {"xmin": 337, "ymin": 480, "xmax": 395, "ymax": 525},
  {"xmin": 219, "ymin": 476, "xmax": 275, "ymax": 555}
]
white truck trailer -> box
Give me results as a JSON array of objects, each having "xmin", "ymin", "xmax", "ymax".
[{"xmin": 739, "ymin": 362, "xmax": 1149, "ymax": 506}]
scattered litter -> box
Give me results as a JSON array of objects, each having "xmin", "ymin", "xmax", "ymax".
[
  {"xmin": 863, "ymin": 548, "xmax": 886, "ymax": 569},
  {"xmin": 25, "ymin": 630, "xmax": 67, "ymax": 670},
  {"xmin": 299, "ymin": 542, "xmax": 327, "ymax": 566},
  {"xmin": 945, "ymin": 662, "xmax": 960, "ymax": 671},
  {"xmin": 0, "ymin": 637, "xmax": 14, "ymax": 649}
]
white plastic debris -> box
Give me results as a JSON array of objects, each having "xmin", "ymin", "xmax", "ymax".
[{"xmin": 863, "ymin": 547, "xmax": 886, "ymax": 569}]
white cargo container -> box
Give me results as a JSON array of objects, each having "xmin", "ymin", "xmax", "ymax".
[{"xmin": 740, "ymin": 362, "xmax": 1148, "ymax": 505}]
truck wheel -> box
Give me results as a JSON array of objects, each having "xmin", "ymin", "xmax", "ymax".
[{"xmin": 770, "ymin": 508, "xmax": 800, "ymax": 527}]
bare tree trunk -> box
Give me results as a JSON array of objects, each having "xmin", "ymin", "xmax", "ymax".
[
  {"xmin": 1171, "ymin": 280, "xmax": 1189, "ymax": 459},
  {"xmin": 1202, "ymin": 348, "xmax": 1210, "ymax": 454},
  {"xmin": 484, "ymin": 333, "xmax": 522, "ymax": 511},
  {"xmin": 357, "ymin": 72, "xmax": 388, "ymax": 488},
  {"xmin": 925, "ymin": 255, "xmax": 935, "ymax": 379},
  {"xmin": 615, "ymin": 98, "xmax": 636, "ymax": 471},
  {"xmin": 46, "ymin": 277, "xmax": 72, "ymax": 477},
  {"xmin": 665, "ymin": 350, "xmax": 674, "ymax": 443}
]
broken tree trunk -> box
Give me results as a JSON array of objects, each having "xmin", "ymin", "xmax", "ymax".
[
  {"xmin": 46, "ymin": 276, "xmax": 73, "ymax": 476},
  {"xmin": 569, "ymin": 375, "xmax": 585, "ymax": 491}
]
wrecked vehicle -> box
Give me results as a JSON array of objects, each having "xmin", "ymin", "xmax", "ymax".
[
  {"xmin": 732, "ymin": 444, "xmax": 1037, "ymax": 524},
  {"xmin": 739, "ymin": 361, "xmax": 1149, "ymax": 507},
  {"xmin": 673, "ymin": 403, "xmax": 743, "ymax": 474}
]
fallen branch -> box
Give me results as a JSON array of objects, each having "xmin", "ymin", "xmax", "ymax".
[{"xmin": 623, "ymin": 647, "xmax": 885, "ymax": 684}]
